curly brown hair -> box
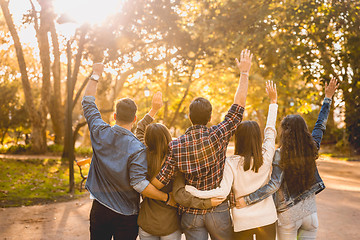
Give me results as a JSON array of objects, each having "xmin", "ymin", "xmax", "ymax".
[{"xmin": 279, "ymin": 115, "xmax": 319, "ymax": 196}]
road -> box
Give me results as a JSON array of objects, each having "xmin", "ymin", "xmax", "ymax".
[{"xmin": 0, "ymin": 156, "xmax": 359, "ymax": 239}]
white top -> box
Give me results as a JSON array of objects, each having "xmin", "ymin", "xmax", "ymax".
[{"xmin": 186, "ymin": 103, "xmax": 278, "ymax": 232}]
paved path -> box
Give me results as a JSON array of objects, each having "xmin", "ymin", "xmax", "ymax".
[{"xmin": 0, "ymin": 156, "xmax": 359, "ymax": 240}]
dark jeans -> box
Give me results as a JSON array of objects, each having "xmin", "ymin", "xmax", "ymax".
[
  {"xmin": 181, "ymin": 201, "xmax": 232, "ymax": 240},
  {"xmin": 90, "ymin": 200, "xmax": 138, "ymax": 240},
  {"xmin": 232, "ymin": 222, "xmax": 276, "ymax": 240}
]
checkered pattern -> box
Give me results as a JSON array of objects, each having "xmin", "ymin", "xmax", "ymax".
[{"xmin": 156, "ymin": 104, "xmax": 244, "ymax": 214}]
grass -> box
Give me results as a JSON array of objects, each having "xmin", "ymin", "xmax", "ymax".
[{"xmin": 0, "ymin": 158, "xmax": 89, "ymax": 207}]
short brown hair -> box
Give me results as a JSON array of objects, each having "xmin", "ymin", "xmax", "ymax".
[
  {"xmin": 189, "ymin": 97, "xmax": 212, "ymax": 125},
  {"xmin": 115, "ymin": 98, "xmax": 137, "ymax": 123}
]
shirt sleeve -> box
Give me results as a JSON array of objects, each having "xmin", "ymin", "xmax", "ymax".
[
  {"xmin": 244, "ymin": 149, "xmax": 283, "ymax": 205},
  {"xmin": 184, "ymin": 160, "xmax": 234, "ymax": 199},
  {"xmin": 155, "ymin": 143, "xmax": 178, "ymax": 186},
  {"xmin": 210, "ymin": 104, "xmax": 244, "ymax": 143},
  {"xmin": 128, "ymin": 148, "xmax": 150, "ymax": 193},
  {"xmin": 172, "ymin": 172, "xmax": 212, "ymax": 209},
  {"xmin": 312, "ymin": 97, "xmax": 332, "ymax": 150},
  {"xmin": 262, "ymin": 103, "xmax": 278, "ymax": 167},
  {"xmin": 81, "ymin": 96, "xmax": 109, "ymax": 134},
  {"xmin": 135, "ymin": 114, "xmax": 154, "ymax": 144}
]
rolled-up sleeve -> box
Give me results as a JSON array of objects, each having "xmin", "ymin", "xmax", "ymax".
[
  {"xmin": 156, "ymin": 144, "xmax": 177, "ymax": 186},
  {"xmin": 128, "ymin": 148, "xmax": 150, "ymax": 193},
  {"xmin": 82, "ymin": 96, "xmax": 108, "ymax": 133},
  {"xmin": 211, "ymin": 104, "xmax": 244, "ymax": 143}
]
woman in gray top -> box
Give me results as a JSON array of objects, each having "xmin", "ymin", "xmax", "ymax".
[{"xmin": 237, "ymin": 78, "xmax": 339, "ymax": 240}]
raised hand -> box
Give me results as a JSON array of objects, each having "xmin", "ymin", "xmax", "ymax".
[
  {"xmin": 235, "ymin": 49, "xmax": 253, "ymax": 74},
  {"xmin": 266, "ymin": 80, "xmax": 277, "ymax": 104},
  {"xmin": 325, "ymin": 78, "xmax": 339, "ymax": 99},
  {"xmin": 149, "ymin": 91, "xmax": 163, "ymax": 117},
  {"xmin": 92, "ymin": 62, "xmax": 104, "ymax": 76}
]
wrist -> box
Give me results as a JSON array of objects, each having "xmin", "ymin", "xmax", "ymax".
[
  {"xmin": 165, "ymin": 192, "xmax": 170, "ymax": 204},
  {"xmin": 148, "ymin": 108, "xmax": 158, "ymax": 118},
  {"xmin": 324, "ymin": 95, "xmax": 332, "ymax": 99},
  {"xmin": 270, "ymin": 100, "xmax": 277, "ymax": 104},
  {"xmin": 240, "ymin": 72, "xmax": 249, "ymax": 76}
]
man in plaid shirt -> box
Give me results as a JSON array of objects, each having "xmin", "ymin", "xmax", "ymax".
[{"xmin": 152, "ymin": 49, "xmax": 253, "ymax": 240}]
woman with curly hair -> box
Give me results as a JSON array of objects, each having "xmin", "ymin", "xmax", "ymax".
[{"xmin": 236, "ymin": 78, "xmax": 339, "ymax": 240}]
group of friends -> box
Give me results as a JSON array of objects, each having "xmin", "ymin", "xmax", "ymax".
[{"xmin": 81, "ymin": 49, "xmax": 339, "ymax": 240}]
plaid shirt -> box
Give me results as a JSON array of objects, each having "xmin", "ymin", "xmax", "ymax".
[{"xmin": 156, "ymin": 104, "xmax": 244, "ymax": 214}]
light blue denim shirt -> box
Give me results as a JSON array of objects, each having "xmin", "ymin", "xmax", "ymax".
[
  {"xmin": 244, "ymin": 97, "xmax": 332, "ymax": 212},
  {"xmin": 82, "ymin": 96, "xmax": 150, "ymax": 215}
]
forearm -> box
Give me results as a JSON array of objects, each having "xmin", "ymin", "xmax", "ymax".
[
  {"xmin": 141, "ymin": 183, "xmax": 168, "ymax": 201},
  {"xmin": 84, "ymin": 79, "xmax": 98, "ymax": 97},
  {"xmin": 173, "ymin": 173, "xmax": 212, "ymax": 209},
  {"xmin": 234, "ymin": 74, "xmax": 249, "ymax": 107},
  {"xmin": 135, "ymin": 114, "xmax": 154, "ymax": 144},
  {"xmin": 151, "ymin": 177, "xmax": 165, "ymax": 190},
  {"xmin": 312, "ymin": 97, "xmax": 332, "ymax": 149}
]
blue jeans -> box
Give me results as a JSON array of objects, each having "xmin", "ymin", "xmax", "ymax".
[{"xmin": 181, "ymin": 201, "xmax": 232, "ymax": 240}]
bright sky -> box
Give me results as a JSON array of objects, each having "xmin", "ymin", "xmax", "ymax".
[{"xmin": 9, "ymin": 0, "xmax": 123, "ymax": 39}]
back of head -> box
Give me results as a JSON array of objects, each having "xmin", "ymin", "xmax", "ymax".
[
  {"xmin": 234, "ymin": 121, "xmax": 263, "ymax": 173},
  {"xmin": 189, "ymin": 97, "xmax": 212, "ymax": 125},
  {"xmin": 116, "ymin": 98, "xmax": 137, "ymax": 124},
  {"xmin": 280, "ymin": 114, "xmax": 318, "ymax": 195},
  {"xmin": 144, "ymin": 123, "xmax": 172, "ymax": 179}
]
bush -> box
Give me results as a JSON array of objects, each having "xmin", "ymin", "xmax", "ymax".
[
  {"xmin": 75, "ymin": 146, "xmax": 93, "ymax": 156},
  {"xmin": 47, "ymin": 144, "xmax": 64, "ymax": 153},
  {"xmin": 6, "ymin": 144, "xmax": 31, "ymax": 154}
]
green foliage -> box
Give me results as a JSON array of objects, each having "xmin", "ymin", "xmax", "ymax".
[{"xmin": 0, "ymin": 158, "xmax": 85, "ymax": 207}]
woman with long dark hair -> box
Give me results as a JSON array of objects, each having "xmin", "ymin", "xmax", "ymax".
[
  {"xmin": 186, "ymin": 81, "xmax": 278, "ymax": 240},
  {"xmin": 236, "ymin": 78, "xmax": 339, "ymax": 239},
  {"xmin": 135, "ymin": 92, "xmax": 221, "ymax": 240}
]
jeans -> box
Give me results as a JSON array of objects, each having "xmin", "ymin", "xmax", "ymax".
[
  {"xmin": 90, "ymin": 200, "xmax": 138, "ymax": 240},
  {"xmin": 232, "ymin": 222, "xmax": 276, "ymax": 240},
  {"xmin": 277, "ymin": 212, "xmax": 318, "ymax": 240},
  {"xmin": 138, "ymin": 227, "xmax": 182, "ymax": 240},
  {"xmin": 181, "ymin": 201, "xmax": 232, "ymax": 240}
]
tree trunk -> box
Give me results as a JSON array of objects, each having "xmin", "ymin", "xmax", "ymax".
[
  {"xmin": 49, "ymin": 14, "xmax": 64, "ymax": 144},
  {"xmin": 0, "ymin": 0, "xmax": 47, "ymax": 153},
  {"xmin": 168, "ymin": 62, "xmax": 196, "ymax": 128}
]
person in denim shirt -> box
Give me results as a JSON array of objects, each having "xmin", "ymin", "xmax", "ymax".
[
  {"xmin": 236, "ymin": 78, "xmax": 339, "ymax": 240},
  {"xmin": 82, "ymin": 63, "xmax": 175, "ymax": 240}
]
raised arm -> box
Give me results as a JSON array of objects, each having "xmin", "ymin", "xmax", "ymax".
[
  {"xmin": 184, "ymin": 160, "xmax": 234, "ymax": 199},
  {"xmin": 312, "ymin": 78, "xmax": 338, "ymax": 149},
  {"xmin": 234, "ymin": 49, "xmax": 253, "ymax": 107},
  {"xmin": 209, "ymin": 50, "xmax": 253, "ymax": 143},
  {"xmin": 82, "ymin": 63, "xmax": 108, "ymax": 132},
  {"xmin": 135, "ymin": 91, "xmax": 163, "ymax": 143},
  {"xmin": 262, "ymin": 81, "xmax": 278, "ymax": 165},
  {"xmin": 84, "ymin": 63, "xmax": 104, "ymax": 97}
]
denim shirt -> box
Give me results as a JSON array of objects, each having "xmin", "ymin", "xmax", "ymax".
[
  {"xmin": 82, "ymin": 96, "xmax": 150, "ymax": 215},
  {"xmin": 244, "ymin": 97, "xmax": 332, "ymax": 213}
]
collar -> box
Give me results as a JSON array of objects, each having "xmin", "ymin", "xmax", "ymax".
[
  {"xmin": 185, "ymin": 125, "xmax": 209, "ymax": 134},
  {"xmin": 112, "ymin": 124, "xmax": 135, "ymax": 137}
]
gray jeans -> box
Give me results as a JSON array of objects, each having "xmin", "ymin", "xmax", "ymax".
[{"xmin": 277, "ymin": 212, "xmax": 318, "ymax": 240}]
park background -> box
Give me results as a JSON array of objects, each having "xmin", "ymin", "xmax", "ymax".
[{"xmin": 0, "ymin": 0, "xmax": 359, "ymax": 239}]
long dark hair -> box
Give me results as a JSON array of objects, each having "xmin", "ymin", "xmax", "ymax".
[
  {"xmin": 144, "ymin": 123, "xmax": 172, "ymax": 180},
  {"xmin": 279, "ymin": 115, "xmax": 318, "ymax": 195},
  {"xmin": 234, "ymin": 121, "xmax": 263, "ymax": 173}
]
